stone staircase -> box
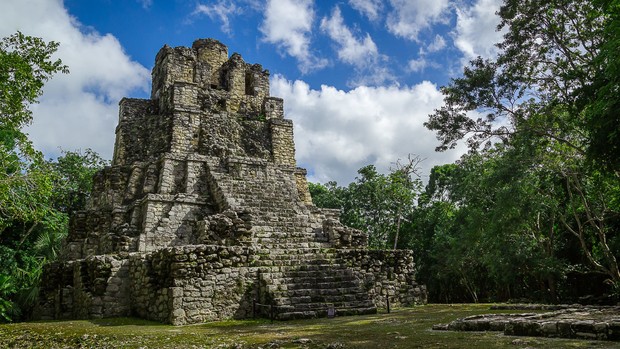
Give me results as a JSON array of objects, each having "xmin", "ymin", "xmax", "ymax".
[
  {"xmin": 256, "ymin": 256, "xmax": 376, "ymax": 320},
  {"xmin": 205, "ymin": 156, "xmax": 377, "ymax": 319}
]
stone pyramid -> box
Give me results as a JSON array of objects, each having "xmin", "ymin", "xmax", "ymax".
[{"xmin": 38, "ymin": 39, "xmax": 427, "ymax": 325}]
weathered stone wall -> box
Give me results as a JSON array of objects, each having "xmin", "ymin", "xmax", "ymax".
[
  {"xmin": 337, "ymin": 249, "xmax": 428, "ymax": 307},
  {"xmin": 193, "ymin": 38, "xmax": 228, "ymax": 89},
  {"xmin": 38, "ymin": 255, "xmax": 130, "ymax": 320},
  {"xmin": 113, "ymin": 98, "xmax": 168, "ymax": 167},
  {"xmin": 294, "ymin": 168, "xmax": 313, "ymax": 204},
  {"xmin": 263, "ymin": 97, "xmax": 284, "ymax": 120},
  {"xmin": 271, "ymin": 119, "xmax": 296, "ymax": 166},
  {"xmin": 149, "ymin": 245, "xmax": 258, "ymax": 325},
  {"xmin": 137, "ymin": 194, "xmax": 210, "ymax": 252},
  {"xmin": 151, "ymin": 40, "xmax": 269, "ymax": 117},
  {"xmin": 151, "ymin": 46, "xmax": 196, "ymax": 102},
  {"xmin": 205, "ymin": 156, "xmax": 303, "ymax": 216},
  {"xmin": 128, "ymin": 252, "xmax": 172, "ymax": 323},
  {"xmin": 88, "ymin": 166, "xmax": 131, "ymax": 209},
  {"xmin": 198, "ymin": 114, "xmax": 272, "ymax": 159}
]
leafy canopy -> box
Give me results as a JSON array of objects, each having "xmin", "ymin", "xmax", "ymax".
[
  {"xmin": 0, "ymin": 33, "xmax": 109, "ymax": 322},
  {"xmin": 0, "ymin": 31, "xmax": 68, "ymax": 135}
]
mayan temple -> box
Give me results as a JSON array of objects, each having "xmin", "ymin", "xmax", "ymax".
[{"xmin": 38, "ymin": 39, "xmax": 427, "ymax": 325}]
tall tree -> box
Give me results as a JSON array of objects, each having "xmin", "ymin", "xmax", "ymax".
[
  {"xmin": 51, "ymin": 148, "xmax": 108, "ymax": 214},
  {"xmin": 387, "ymin": 155, "xmax": 423, "ymax": 249},
  {"xmin": 425, "ymin": 0, "xmax": 604, "ymax": 153},
  {"xmin": 308, "ymin": 158, "xmax": 422, "ymax": 250},
  {"xmin": 0, "ymin": 32, "xmax": 73, "ymax": 322},
  {"xmin": 0, "ymin": 32, "xmax": 68, "ymax": 134},
  {"xmin": 307, "ymin": 181, "xmax": 343, "ymax": 210},
  {"xmin": 0, "ymin": 31, "xmax": 68, "ymax": 234},
  {"xmin": 584, "ymin": 0, "xmax": 620, "ymax": 172},
  {"xmin": 424, "ymin": 0, "xmax": 620, "ymax": 291}
]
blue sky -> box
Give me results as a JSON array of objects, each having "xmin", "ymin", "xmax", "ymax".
[
  {"xmin": 64, "ymin": 0, "xmax": 455, "ymax": 90},
  {"xmin": 2, "ymin": 0, "xmax": 504, "ymax": 184}
]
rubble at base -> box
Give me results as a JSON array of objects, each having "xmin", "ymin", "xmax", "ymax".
[{"xmin": 433, "ymin": 305, "xmax": 620, "ymax": 341}]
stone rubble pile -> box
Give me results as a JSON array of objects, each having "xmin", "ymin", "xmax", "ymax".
[{"xmin": 433, "ymin": 305, "xmax": 620, "ymax": 341}]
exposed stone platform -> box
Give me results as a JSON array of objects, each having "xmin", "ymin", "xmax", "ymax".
[
  {"xmin": 433, "ymin": 305, "xmax": 620, "ymax": 341},
  {"xmin": 37, "ymin": 38, "xmax": 426, "ymax": 325}
]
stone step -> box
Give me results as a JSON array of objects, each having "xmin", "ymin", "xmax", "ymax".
[
  {"xmin": 252, "ymin": 228, "xmax": 315, "ymax": 234},
  {"xmin": 255, "ymin": 252, "xmax": 338, "ymax": 260},
  {"xmin": 255, "ymin": 264, "xmax": 341, "ymax": 273},
  {"xmin": 259, "ymin": 272, "xmax": 357, "ymax": 283},
  {"xmin": 271, "ymin": 298, "xmax": 375, "ymax": 309},
  {"xmin": 254, "ymin": 259, "xmax": 344, "ymax": 268},
  {"xmin": 263, "ymin": 277, "xmax": 360, "ymax": 288},
  {"xmin": 253, "ymin": 237, "xmax": 326, "ymax": 243},
  {"xmin": 260, "ymin": 263, "xmax": 369, "ymax": 304},
  {"xmin": 253, "ymin": 229, "xmax": 320, "ymax": 236},
  {"xmin": 257, "ymin": 262, "xmax": 354, "ymax": 273},
  {"xmin": 251, "ymin": 253, "xmax": 338, "ymax": 262},
  {"xmin": 258, "ymin": 258, "xmax": 334, "ymax": 265},
  {"xmin": 270, "ymin": 286, "xmax": 367, "ymax": 299},
  {"xmin": 266, "ymin": 298, "xmax": 374, "ymax": 309},
  {"xmin": 264, "ymin": 275, "xmax": 362, "ymax": 286},
  {"xmin": 282, "ymin": 280, "xmax": 361, "ymax": 290},
  {"xmin": 279, "ymin": 270, "xmax": 355, "ymax": 278},
  {"xmin": 272, "ymin": 306, "xmax": 377, "ymax": 320},
  {"xmin": 259, "ymin": 270, "xmax": 356, "ymax": 282},
  {"xmin": 255, "ymin": 235, "xmax": 328, "ymax": 240},
  {"xmin": 258, "ymin": 260, "xmax": 338, "ymax": 267},
  {"xmin": 254, "ymin": 241, "xmax": 329, "ymax": 248},
  {"xmin": 270, "ymin": 296, "xmax": 371, "ymax": 308},
  {"xmin": 252, "ymin": 246, "xmax": 332, "ymax": 253},
  {"xmin": 254, "ymin": 246, "xmax": 335, "ymax": 252},
  {"xmin": 253, "ymin": 243, "xmax": 332, "ymax": 250}
]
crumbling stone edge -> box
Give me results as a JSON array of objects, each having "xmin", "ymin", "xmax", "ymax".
[{"xmin": 432, "ymin": 304, "xmax": 620, "ymax": 341}]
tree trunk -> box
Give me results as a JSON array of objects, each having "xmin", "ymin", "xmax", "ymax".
[{"xmin": 393, "ymin": 209, "xmax": 401, "ymax": 250}]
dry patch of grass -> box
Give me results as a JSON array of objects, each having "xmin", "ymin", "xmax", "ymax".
[{"xmin": 1, "ymin": 304, "xmax": 618, "ymax": 348}]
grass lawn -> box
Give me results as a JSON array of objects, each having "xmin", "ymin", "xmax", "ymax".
[{"xmin": 1, "ymin": 304, "xmax": 619, "ymax": 348}]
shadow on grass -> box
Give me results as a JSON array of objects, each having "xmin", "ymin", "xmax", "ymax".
[{"xmin": 87, "ymin": 317, "xmax": 167, "ymax": 327}]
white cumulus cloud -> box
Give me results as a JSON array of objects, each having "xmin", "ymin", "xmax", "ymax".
[
  {"xmin": 408, "ymin": 58, "xmax": 428, "ymax": 73},
  {"xmin": 271, "ymin": 75, "xmax": 466, "ymax": 185},
  {"xmin": 194, "ymin": 1, "xmax": 240, "ymax": 35},
  {"xmin": 319, "ymin": 5, "xmax": 394, "ymax": 86},
  {"xmin": 409, "ymin": 35, "xmax": 444, "ymax": 73},
  {"xmin": 260, "ymin": 0, "xmax": 327, "ymax": 73},
  {"xmin": 0, "ymin": 0, "xmax": 150, "ymax": 161},
  {"xmin": 426, "ymin": 34, "xmax": 447, "ymax": 53},
  {"xmin": 348, "ymin": 0, "xmax": 383, "ymax": 21},
  {"xmin": 386, "ymin": 0, "xmax": 451, "ymax": 41},
  {"xmin": 453, "ymin": 0, "xmax": 505, "ymax": 63},
  {"xmin": 320, "ymin": 7, "xmax": 379, "ymax": 67}
]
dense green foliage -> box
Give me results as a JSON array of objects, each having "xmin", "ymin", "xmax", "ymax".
[
  {"xmin": 311, "ymin": 0, "xmax": 620, "ymax": 303},
  {"xmin": 0, "ymin": 32, "xmax": 107, "ymax": 322},
  {"xmin": 1, "ymin": 32, "xmax": 68, "ymax": 236},
  {"xmin": 586, "ymin": 0, "xmax": 620, "ymax": 172},
  {"xmin": 0, "ymin": 148, "xmax": 107, "ymax": 322},
  {"xmin": 309, "ymin": 156, "xmax": 422, "ymax": 249},
  {"xmin": 0, "ymin": 32, "xmax": 68, "ymax": 137},
  {"xmin": 419, "ymin": 0, "xmax": 620, "ymax": 302}
]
